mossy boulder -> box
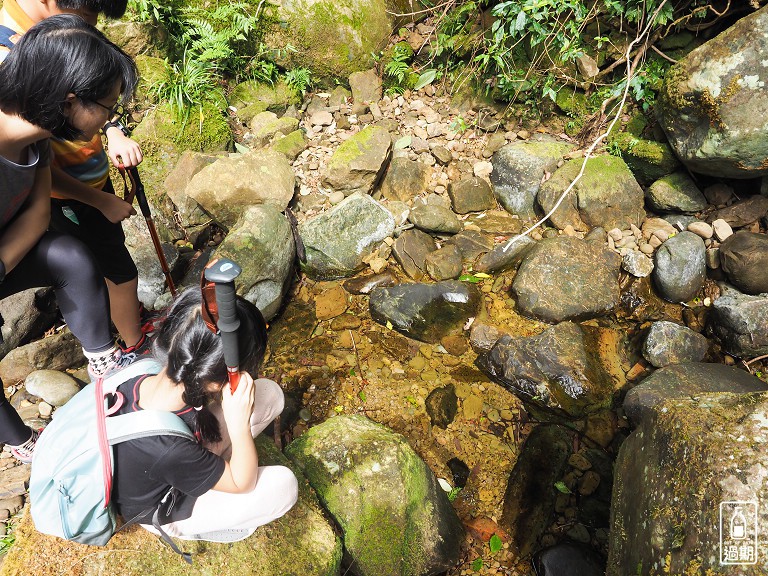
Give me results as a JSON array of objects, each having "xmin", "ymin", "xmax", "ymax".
[
  {"xmin": 248, "ymin": 112, "xmax": 300, "ymax": 147},
  {"xmin": 537, "ymin": 155, "xmax": 645, "ymax": 231},
  {"xmin": 657, "ymin": 4, "xmax": 768, "ymax": 177},
  {"xmin": 230, "ymin": 80, "xmax": 302, "ymax": 124},
  {"xmin": 607, "ymin": 133, "xmax": 680, "ymax": 184},
  {"xmin": 134, "ymin": 102, "xmax": 231, "ymax": 153},
  {"xmin": 608, "ymin": 390, "xmax": 768, "ymax": 575},
  {"xmin": 268, "ymin": 129, "xmax": 308, "ymax": 161},
  {"xmin": 133, "ymin": 55, "xmax": 169, "ymax": 105},
  {"xmin": 322, "ymin": 126, "xmax": 392, "ymax": 196},
  {"xmin": 285, "ymin": 415, "xmax": 464, "ymax": 576},
  {"xmin": 264, "ymin": 0, "xmax": 405, "ymax": 84},
  {"xmin": 1, "ymin": 437, "xmax": 341, "ymax": 576},
  {"xmin": 100, "ymin": 19, "xmax": 168, "ymax": 58},
  {"xmin": 212, "ymin": 205, "xmax": 295, "ymax": 320}
]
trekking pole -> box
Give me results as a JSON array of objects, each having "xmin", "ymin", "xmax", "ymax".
[
  {"xmin": 204, "ymin": 258, "xmax": 242, "ymax": 392},
  {"xmin": 124, "ymin": 167, "xmax": 178, "ymax": 298}
]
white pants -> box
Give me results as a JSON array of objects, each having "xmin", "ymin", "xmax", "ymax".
[{"xmin": 141, "ymin": 378, "xmax": 298, "ymax": 541}]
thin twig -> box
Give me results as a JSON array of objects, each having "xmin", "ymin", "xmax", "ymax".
[{"xmin": 650, "ymin": 44, "xmax": 678, "ymax": 63}]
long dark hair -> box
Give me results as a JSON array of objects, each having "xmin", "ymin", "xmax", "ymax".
[
  {"xmin": 56, "ymin": 0, "xmax": 129, "ymax": 19},
  {"xmin": 151, "ymin": 289, "xmax": 269, "ymax": 443},
  {"xmin": 0, "ymin": 14, "xmax": 137, "ymax": 140}
]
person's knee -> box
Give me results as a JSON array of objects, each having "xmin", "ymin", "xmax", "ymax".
[
  {"xmin": 46, "ymin": 234, "xmax": 99, "ymax": 279},
  {"xmin": 266, "ymin": 465, "xmax": 298, "ymax": 515},
  {"xmin": 255, "ymin": 378, "xmax": 285, "ymax": 419}
]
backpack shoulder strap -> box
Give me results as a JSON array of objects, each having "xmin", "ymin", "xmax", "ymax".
[
  {"xmin": 102, "ymin": 358, "xmax": 163, "ymax": 394},
  {"xmin": 106, "ymin": 409, "xmax": 194, "ymax": 444},
  {"xmin": 0, "ymin": 25, "xmax": 19, "ymax": 49}
]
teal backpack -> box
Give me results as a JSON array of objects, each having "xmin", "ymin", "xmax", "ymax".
[{"xmin": 29, "ymin": 358, "xmax": 195, "ymax": 561}]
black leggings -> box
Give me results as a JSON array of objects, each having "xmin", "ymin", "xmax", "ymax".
[{"xmin": 0, "ymin": 231, "xmax": 113, "ymax": 445}]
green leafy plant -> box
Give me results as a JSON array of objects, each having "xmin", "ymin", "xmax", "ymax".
[
  {"xmin": 285, "ymin": 67, "xmax": 312, "ymax": 95},
  {"xmin": 447, "ymin": 486, "xmax": 462, "ymax": 502},
  {"xmin": 383, "ymin": 43, "xmax": 415, "ymax": 95},
  {"xmin": 471, "ymin": 557, "xmax": 483, "ymax": 571},
  {"xmin": 489, "ymin": 533, "xmax": 503, "ymax": 554},
  {"xmin": 449, "ymin": 115, "xmax": 468, "ymax": 134},
  {"xmin": 150, "ymin": 51, "xmax": 224, "ymax": 125},
  {"xmin": 554, "ymin": 480, "xmax": 572, "ymax": 494}
]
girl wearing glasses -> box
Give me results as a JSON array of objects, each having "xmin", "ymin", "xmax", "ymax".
[
  {"xmin": 0, "ymin": 14, "xmax": 139, "ymax": 461},
  {"xmin": 0, "ymin": 1, "xmax": 149, "ymax": 365},
  {"xmin": 109, "ymin": 288, "xmax": 298, "ymax": 542}
]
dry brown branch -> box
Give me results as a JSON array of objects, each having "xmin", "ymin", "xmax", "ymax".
[{"xmin": 650, "ymin": 44, "xmax": 678, "ymax": 63}]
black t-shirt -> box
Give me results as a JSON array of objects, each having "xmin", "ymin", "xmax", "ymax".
[{"xmin": 111, "ymin": 374, "xmax": 226, "ymax": 525}]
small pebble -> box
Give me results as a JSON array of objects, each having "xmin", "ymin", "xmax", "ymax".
[
  {"xmin": 687, "ymin": 221, "xmax": 713, "ymax": 239},
  {"xmin": 329, "ymin": 191, "xmax": 346, "ymax": 205},
  {"xmin": 712, "ymin": 218, "xmax": 733, "ymax": 242},
  {"xmin": 639, "ymin": 243, "xmax": 654, "ymax": 255},
  {"xmin": 607, "ymin": 228, "xmax": 623, "ymax": 242}
]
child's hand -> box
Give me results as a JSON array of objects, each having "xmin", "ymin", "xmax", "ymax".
[
  {"xmin": 96, "ymin": 192, "xmax": 136, "ymax": 223},
  {"xmin": 220, "ymin": 372, "xmax": 255, "ymax": 434},
  {"xmin": 105, "ymin": 128, "xmax": 143, "ymax": 168}
]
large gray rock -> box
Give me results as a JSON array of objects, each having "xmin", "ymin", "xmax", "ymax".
[
  {"xmin": 657, "ymin": 4, "xmax": 768, "ymax": 178},
  {"xmin": 477, "ymin": 322, "xmax": 624, "ymax": 419},
  {"xmin": 322, "ymin": 126, "xmax": 392, "ymax": 196},
  {"xmin": 512, "ymin": 237, "xmax": 621, "ymax": 322},
  {"xmin": 642, "ymin": 320, "xmax": 709, "ymax": 368},
  {"xmin": 537, "ymin": 155, "xmax": 645, "ymax": 231},
  {"xmin": 23, "ymin": 370, "xmax": 80, "ymax": 407},
  {"xmin": 369, "ymin": 281, "xmax": 481, "ymax": 343},
  {"xmin": 300, "ymin": 193, "xmax": 395, "ymax": 279},
  {"xmin": 349, "ymin": 69, "xmax": 383, "ymax": 105},
  {"xmin": 286, "ymin": 415, "xmax": 464, "ymax": 576},
  {"xmin": 184, "ymin": 149, "xmax": 295, "ymax": 229},
  {"xmin": 4, "ymin": 436, "xmax": 342, "ymax": 576},
  {"xmin": 490, "ymin": 139, "xmax": 574, "ymax": 219},
  {"xmin": 709, "ymin": 285, "xmax": 768, "ymax": 358},
  {"xmin": 501, "ymin": 424, "xmax": 572, "ymax": 557},
  {"xmin": 124, "ymin": 215, "xmax": 179, "ymax": 310},
  {"xmin": 609, "ymin": 390, "xmax": 768, "ymax": 575},
  {"xmin": 212, "ymin": 205, "xmax": 295, "ymax": 320},
  {"xmin": 0, "ymin": 288, "xmax": 56, "ymax": 361},
  {"xmin": 652, "ymin": 231, "xmax": 706, "ymax": 303},
  {"xmin": 720, "ymin": 231, "xmax": 768, "ymax": 295},
  {"xmin": 623, "ymin": 362, "xmax": 768, "ymax": 428},
  {"xmin": 645, "ymin": 172, "xmax": 707, "ymax": 213},
  {"xmin": 163, "ymin": 150, "xmax": 220, "ymax": 229}
]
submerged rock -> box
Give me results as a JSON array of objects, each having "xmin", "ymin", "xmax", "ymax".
[
  {"xmin": 286, "ymin": 415, "xmax": 464, "ymax": 576},
  {"xmin": 641, "ymin": 320, "xmax": 708, "ymax": 368},
  {"xmin": 501, "ymin": 424, "xmax": 572, "ymax": 557},
  {"xmin": 533, "ymin": 543, "xmax": 605, "ymax": 576},
  {"xmin": 425, "ymin": 384, "xmax": 458, "ymax": 428},
  {"xmin": 300, "ymin": 193, "xmax": 395, "ymax": 280},
  {"xmin": 623, "ymin": 362, "xmax": 768, "ymax": 428},
  {"xmin": 379, "ymin": 157, "xmax": 431, "ymax": 202},
  {"xmin": 343, "ymin": 271, "xmax": 398, "ymax": 295},
  {"xmin": 709, "ymin": 285, "xmax": 768, "ymax": 358},
  {"xmin": 369, "ymin": 281, "xmax": 481, "ymax": 343},
  {"xmin": 477, "ymin": 322, "xmax": 624, "ymax": 419},
  {"xmin": 475, "ymin": 236, "xmax": 536, "ymax": 274},
  {"xmin": 609, "ymin": 390, "xmax": 768, "ymax": 575},
  {"xmin": 512, "ymin": 237, "xmax": 621, "ymax": 322}
]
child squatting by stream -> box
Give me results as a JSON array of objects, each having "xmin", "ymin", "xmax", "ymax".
[
  {"xmin": 98, "ymin": 286, "xmax": 297, "ymax": 541},
  {"xmin": 0, "ymin": 14, "xmax": 140, "ymax": 462}
]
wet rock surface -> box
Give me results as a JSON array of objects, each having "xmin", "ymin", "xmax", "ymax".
[{"xmin": 369, "ymin": 280, "xmax": 481, "ymax": 343}]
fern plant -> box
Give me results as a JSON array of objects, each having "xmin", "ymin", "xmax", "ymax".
[
  {"xmin": 285, "ymin": 67, "xmax": 312, "ymax": 95},
  {"xmin": 383, "ymin": 43, "xmax": 414, "ymax": 95}
]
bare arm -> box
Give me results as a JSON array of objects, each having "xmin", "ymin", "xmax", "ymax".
[
  {"xmin": 211, "ymin": 372, "xmax": 259, "ymax": 494},
  {"xmin": 0, "ymin": 165, "xmax": 51, "ymax": 273},
  {"xmin": 50, "ymin": 165, "xmax": 135, "ymax": 223}
]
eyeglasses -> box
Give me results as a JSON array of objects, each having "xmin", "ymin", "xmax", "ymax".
[
  {"xmin": 200, "ymin": 263, "xmax": 220, "ymax": 335},
  {"xmin": 83, "ymin": 97, "xmax": 126, "ymax": 123}
]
